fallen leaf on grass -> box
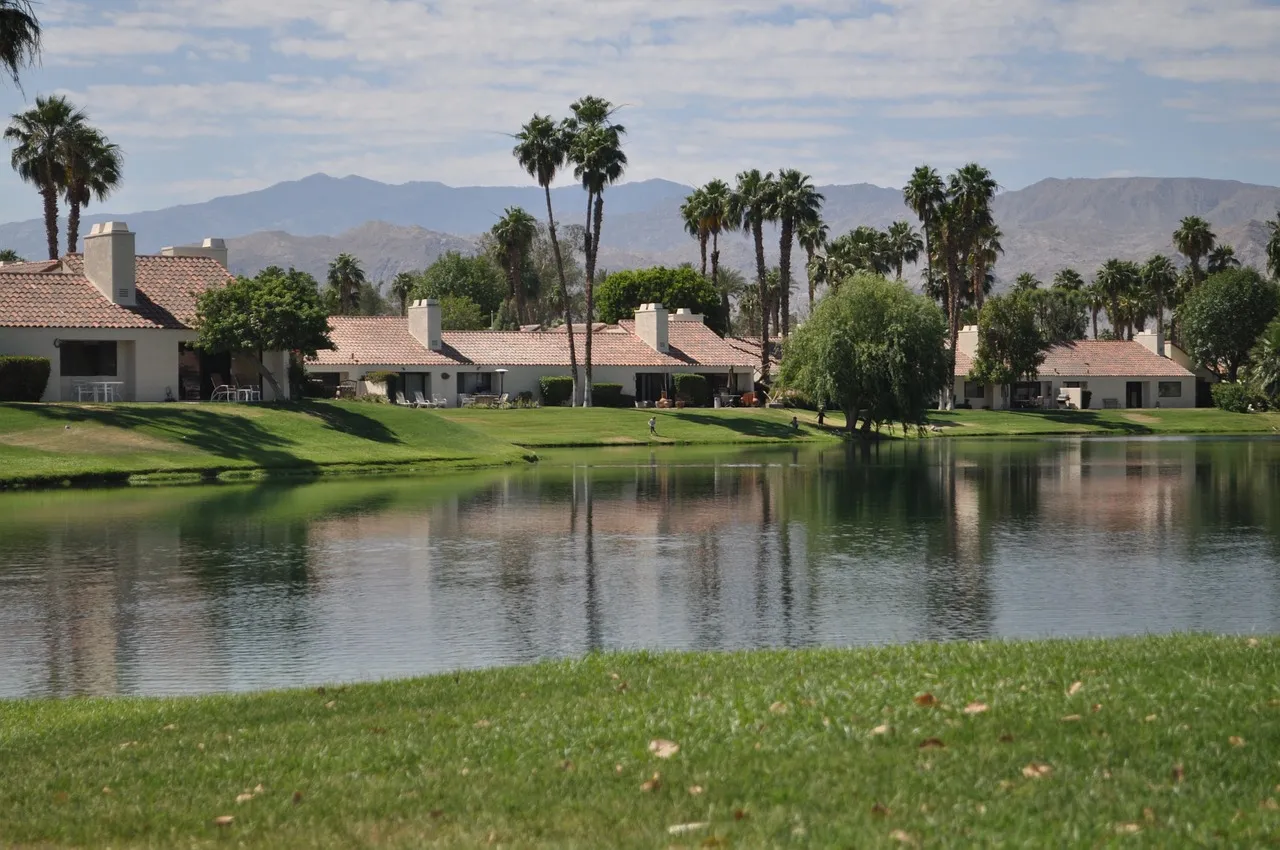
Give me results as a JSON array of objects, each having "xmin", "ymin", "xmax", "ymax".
[
  {"xmin": 914, "ymin": 693, "xmax": 938, "ymax": 707},
  {"xmin": 668, "ymin": 822, "xmax": 710, "ymax": 835},
  {"xmin": 609, "ymin": 672, "xmax": 620, "ymax": 680},
  {"xmin": 473, "ymin": 719, "xmax": 491, "ymax": 729},
  {"xmin": 292, "ymin": 791, "xmax": 303, "ymax": 805},
  {"xmin": 324, "ymin": 701, "xmax": 336, "ymax": 710},
  {"xmin": 162, "ymin": 724, "xmax": 177, "ymax": 731},
  {"xmin": 889, "ymin": 829, "xmax": 917, "ymax": 845},
  {"xmin": 1061, "ymin": 714, "xmax": 1082, "ymax": 722},
  {"xmin": 1022, "ymin": 762, "xmax": 1053, "ymax": 779},
  {"xmin": 253, "ymin": 784, "xmax": 264, "ymax": 794},
  {"xmin": 963, "ymin": 702, "xmax": 989, "ymax": 715},
  {"xmin": 616, "ymin": 681, "xmax": 629, "ymax": 693},
  {"xmin": 1092, "ymin": 703, "xmax": 1103, "ymax": 713},
  {"xmin": 235, "ymin": 793, "xmax": 254, "ymax": 804},
  {"xmin": 614, "ymin": 763, "xmax": 623, "ymax": 775},
  {"xmin": 871, "ymin": 802, "xmax": 891, "ymax": 817},
  {"xmin": 733, "ymin": 809, "xmax": 749, "ymax": 820},
  {"xmin": 101, "ymin": 786, "xmax": 112, "ymax": 795},
  {"xmin": 559, "ymin": 760, "xmax": 574, "ymax": 772},
  {"xmin": 1171, "ymin": 764, "xmax": 1185, "ymax": 783},
  {"xmin": 769, "ymin": 701, "xmax": 789, "ymax": 715},
  {"xmin": 1247, "ymin": 638, "xmax": 1259, "ymax": 647},
  {"xmin": 688, "ymin": 785, "xmax": 704, "ymax": 795},
  {"xmin": 429, "ymin": 809, "xmax": 444, "ymax": 818},
  {"xmin": 1144, "ymin": 807, "xmax": 1156, "ymax": 823},
  {"xmin": 1261, "ymin": 799, "xmax": 1279, "ymax": 811},
  {"xmin": 871, "ymin": 724, "xmax": 891, "ymax": 736},
  {"xmin": 1068, "ymin": 681, "xmax": 1083, "ymax": 696},
  {"xmin": 640, "ymin": 773, "xmax": 661, "ymax": 792},
  {"xmin": 1115, "ymin": 823, "xmax": 1141, "ymax": 834},
  {"xmin": 196, "ymin": 743, "xmax": 205, "ymax": 751},
  {"xmin": 1230, "ymin": 736, "xmax": 1245, "ymax": 747},
  {"xmin": 212, "ymin": 816, "xmax": 234, "ymax": 827},
  {"xmin": 999, "ymin": 733, "xmax": 1015, "ymax": 743},
  {"xmin": 1144, "ymin": 714, "xmax": 1157, "ymax": 722},
  {"xmin": 648, "ymin": 739, "xmax": 680, "ymax": 759},
  {"xmin": 918, "ymin": 738, "xmax": 946, "ymax": 749}
]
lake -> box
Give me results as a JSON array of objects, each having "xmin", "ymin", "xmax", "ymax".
[{"xmin": 2, "ymin": 437, "xmax": 1278, "ymax": 699}]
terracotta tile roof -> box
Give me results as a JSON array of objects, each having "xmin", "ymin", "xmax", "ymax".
[
  {"xmin": 0, "ymin": 254, "xmax": 231, "ymax": 330},
  {"xmin": 953, "ymin": 341, "xmax": 1193, "ymax": 378},
  {"xmin": 312, "ymin": 316, "xmax": 757, "ymax": 369},
  {"xmin": 726, "ymin": 336, "xmax": 782, "ymax": 370}
]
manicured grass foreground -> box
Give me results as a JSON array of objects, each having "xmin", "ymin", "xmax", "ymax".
[
  {"xmin": 930, "ymin": 407, "xmax": 1280, "ymax": 437},
  {"xmin": 3, "ymin": 636, "xmax": 1278, "ymax": 848}
]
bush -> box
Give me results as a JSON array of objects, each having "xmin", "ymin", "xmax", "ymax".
[
  {"xmin": 364, "ymin": 370, "xmax": 398, "ymax": 384},
  {"xmin": 540, "ymin": 376, "xmax": 574, "ymax": 406},
  {"xmin": 672, "ymin": 373, "xmax": 710, "ymax": 407},
  {"xmin": 0, "ymin": 356, "xmax": 51, "ymax": 401},
  {"xmin": 1212, "ymin": 382, "xmax": 1253, "ymax": 413},
  {"xmin": 591, "ymin": 383, "xmax": 627, "ymax": 408}
]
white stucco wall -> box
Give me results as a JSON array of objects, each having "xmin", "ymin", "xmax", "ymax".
[
  {"xmin": 952, "ymin": 374, "xmax": 1195, "ymax": 410},
  {"xmin": 0, "ymin": 327, "xmax": 195, "ymax": 402}
]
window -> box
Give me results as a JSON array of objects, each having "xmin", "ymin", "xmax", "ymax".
[
  {"xmin": 963, "ymin": 381, "xmax": 985, "ymax": 398},
  {"xmin": 459, "ymin": 372, "xmax": 493, "ymax": 393},
  {"xmin": 60, "ymin": 341, "xmax": 117, "ymax": 377},
  {"xmin": 1063, "ymin": 381, "xmax": 1087, "ymax": 389},
  {"xmin": 1158, "ymin": 381, "xmax": 1183, "ymax": 398}
]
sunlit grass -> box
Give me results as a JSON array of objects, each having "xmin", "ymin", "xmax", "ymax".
[{"xmin": 3, "ymin": 636, "xmax": 1278, "ymax": 847}]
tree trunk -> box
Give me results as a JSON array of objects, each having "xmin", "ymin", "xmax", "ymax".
[
  {"xmin": 1092, "ymin": 307, "xmax": 1099, "ymax": 340},
  {"xmin": 66, "ymin": 195, "xmax": 82, "ymax": 256},
  {"xmin": 896, "ymin": 259, "xmax": 904, "ymax": 281},
  {"xmin": 509, "ymin": 245, "xmax": 527, "ymax": 325},
  {"xmin": 779, "ymin": 217, "xmax": 793, "ymax": 337},
  {"xmin": 945, "ymin": 240, "xmax": 962, "ymax": 411},
  {"xmin": 42, "ymin": 184, "xmax": 59, "ymax": 260},
  {"xmin": 754, "ymin": 219, "xmax": 770, "ymax": 389},
  {"xmin": 922, "ymin": 219, "xmax": 933, "ymax": 298},
  {"xmin": 805, "ymin": 246, "xmax": 815, "ymax": 309},
  {"xmin": 699, "ymin": 234, "xmax": 708, "ymax": 279},
  {"xmin": 583, "ymin": 192, "xmax": 605, "ymax": 408},
  {"xmin": 545, "ymin": 185, "xmax": 579, "ymax": 406},
  {"xmin": 711, "ymin": 230, "xmax": 728, "ymax": 331},
  {"xmin": 247, "ymin": 351, "xmax": 284, "ymax": 401}
]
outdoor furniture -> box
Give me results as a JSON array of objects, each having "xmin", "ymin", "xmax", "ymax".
[
  {"xmin": 211, "ymin": 376, "xmax": 235, "ymax": 402},
  {"xmin": 433, "ymin": 395, "xmax": 449, "ymax": 408},
  {"xmin": 84, "ymin": 380, "xmax": 124, "ymax": 402},
  {"xmin": 497, "ymin": 393, "xmax": 509, "ymax": 408},
  {"xmin": 413, "ymin": 391, "xmax": 435, "ymax": 408},
  {"xmin": 459, "ymin": 393, "xmax": 472, "ymax": 407},
  {"xmin": 237, "ymin": 386, "xmax": 261, "ymax": 402},
  {"xmin": 73, "ymin": 381, "xmax": 94, "ymax": 402}
]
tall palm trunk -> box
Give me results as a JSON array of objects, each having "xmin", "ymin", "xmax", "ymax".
[
  {"xmin": 805, "ymin": 245, "xmax": 816, "ymax": 309},
  {"xmin": 698, "ymin": 234, "xmax": 708, "ymax": 279},
  {"xmin": 544, "ymin": 185, "xmax": 579, "ymax": 405},
  {"xmin": 1091, "ymin": 307, "xmax": 1099, "ymax": 340},
  {"xmin": 711, "ymin": 230, "xmax": 728, "ymax": 329},
  {"xmin": 507, "ymin": 245, "xmax": 526, "ymax": 324},
  {"xmin": 895, "ymin": 259, "xmax": 904, "ymax": 281},
  {"xmin": 754, "ymin": 219, "xmax": 770, "ymax": 389},
  {"xmin": 778, "ymin": 217, "xmax": 793, "ymax": 336},
  {"xmin": 943, "ymin": 234, "xmax": 962, "ymax": 411},
  {"xmin": 41, "ymin": 183, "xmax": 58, "ymax": 260},
  {"xmin": 921, "ymin": 218, "xmax": 933, "ymax": 296},
  {"xmin": 66, "ymin": 193, "xmax": 82, "ymax": 255},
  {"xmin": 583, "ymin": 193, "xmax": 606, "ymax": 408}
]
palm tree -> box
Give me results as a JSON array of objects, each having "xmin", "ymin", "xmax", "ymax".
[
  {"xmin": 61, "ymin": 126, "xmax": 122, "ymax": 254},
  {"xmin": 326, "ymin": 253, "xmax": 366, "ymax": 316},
  {"xmin": 1084, "ymin": 279, "xmax": 1106, "ymax": 339},
  {"xmin": 771, "ymin": 169, "xmax": 823, "ymax": 336},
  {"xmin": 390, "ymin": 272, "xmax": 415, "ymax": 316},
  {"xmin": 797, "ymin": 218, "xmax": 828, "ymax": 308},
  {"xmin": 701, "ymin": 178, "xmax": 734, "ymax": 296},
  {"xmin": 1206, "ymin": 244, "xmax": 1240, "ymax": 275},
  {"xmin": 565, "ymin": 95, "xmax": 626, "ymax": 407},
  {"xmin": 1012, "ymin": 272, "xmax": 1040, "ymax": 292},
  {"xmin": 6, "ymin": 95, "xmax": 88, "ymax": 259},
  {"xmin": 491, "ymin": 206, "xmax": 538, "ymax": 322},
  {"xmin": 514, "ymin": 113, "xmax": 579, "ymax": 404},
  {"xmin": 884, "ymin": 220, "xmax": 923, "ymax": 281},
  {"xmin": 1141, "ymin": 254, "xmax": 1178, "ymax": 343},
  {"xmin": 951, "ymin": 164, "xmax": 1000, "ymax": 310},
  {"xmin": 903, "ymin": 165, "xmax": 945, "ymax": 295},
  {"xmin": 1095, "ymin": 258, "xmax": 1142, "ymax": 339},
  {"xmin": 1052, "ymin": 268, "xmax": 1085, "ymax": 291},
  {"xmin": 0, "ymin": 247, "xmax": 22, "ymax": 262},
  {"xmin": 1173, "ymin": 215, "xmax": 1215, "ymax": 288},
  {"xmin": 0, "ymin": 0, "xmax": 41, "ymax": 88},
  {"xmin": 1266, "ymin": 210, "xmax": 1280, "ymax": 281},
  {"xmin": 729, "ymin": 169, "xmax": 778, "ymax": 387},
  {"xmin": 715, "ymin": 265, "xmax": 749, "ymax": 334},
  {"xmin": 828, "ymin": 226, "xmax": 892, "ymax": 277},
  {"xmin": 680, "ymin": 187, "xmax": 709, "ymax": 278}
]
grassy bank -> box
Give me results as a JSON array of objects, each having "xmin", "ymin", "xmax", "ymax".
[
  {"xmin": 0, "ymin": 401, "xmax": 532, "ymax": 487},
  {"xmin": 3, "ymin": 636, "xmax": 1277, "ymax": 848},
  {"xmin": 929, "ymin": 407, "xmax": 1280, "ymax": 437}
]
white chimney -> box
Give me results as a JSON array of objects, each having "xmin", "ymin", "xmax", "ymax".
[
  {"xmin": 160, "ymin": 237, "xmax": 228, "ymax": 269},
  {"xmin": 956, "ymin": 324, "xmax": 979, "ymax": 357},
  {"xmin": 634, "ymin": 303, "xmax": 669, "ymax": 353},
  {"xmin": 408, "ymin": 298, "xmax": 443, "ymax": 351},
  {"xmin": 1135, "ymin": 328, "xmax": 1165, "ymax": 358},
  {"xmin": 83, "ymin": 221, "xmax": 136, "ymax": 306},
  {"xmin": 671, "ymin": 307, "xmax": 704, "ymax": 323}
]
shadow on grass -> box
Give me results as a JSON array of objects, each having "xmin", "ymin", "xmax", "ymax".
[
  {"xmin": 290, "ymin": 401, "xmax": 401, "ymax": 444},
  {"xmin": 671, "ymin": 410, "xmax": 806, "ymax": 439}
]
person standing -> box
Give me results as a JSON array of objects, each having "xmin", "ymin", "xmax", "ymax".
[{"xmin": 649, "ymin": 416, "xmax": 657, "ymax": 437}]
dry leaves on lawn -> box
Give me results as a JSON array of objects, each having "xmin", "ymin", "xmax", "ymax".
[
  {"xmin": 235, "ymin": 793, "xmax": 254, "ymax": 804},
  {"xmin": 1229, "ymin": 736, "xmax": 1246, "ymax": 747},
  {"xmin": 1022, "ymin": 762, "xmax": 1053, "ymax": 779},
  {"xmin": 212, "ymin": 816, "xmax": 234, "ymax": 827},
  {"xmin": 889, "ymin": 829, "xmax": 917, "ymax": 845},
  {"xmin": 1068, "ymin": 681, "xmax": 1083, "ymax": 696},
  {"xmin": 918, "ymin": 738, "xmax": 946, "ymax": 749},
  {"xmin": 687, "ymin": 785, "xmax": 704, "ymax": 795},
  {"xmin": 640, "ymin": 773, "xmax": 661, "ymax": 792},
  {"xmin": 648, "ymin": 739, "xmax": 680, "ymax": 759},
  {"xmin": 914, "ymin": 693, "xmax": 938, "ymax": 707},
  {"xmin": 769, "ymin": 701, "xmax": 789, "ymax": 715},
  {"xmin": 871, "ymin": 724, "xmax": 891, "ymax": 736},
  {"xmin": 963, "ymin": 702, "xmax": 989, "ymax": 715},
  {"xmin": 1114, "ymin": 823, "xmax": 1141, "ymax": 834},
  {"xmin": 871, "ymin": 802, "xmax": 892, "ymax": 817},
  {"xmin": 1261, "ymin": 799, "xmax": 1279, "ymax": 811},
  {"xmin": 1172, "ymin": 763, "xmax": 1185, "ymax": 783},
  {"xmin": 1061, "ymin": 714, "xmax": 1082, "ymax": 722},
  {"xmin": 474, "ymin": 719, "xmax": 491, "ymax": 729}
]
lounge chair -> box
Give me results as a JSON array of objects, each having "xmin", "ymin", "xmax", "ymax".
[
  {"xmin": 396, "ymin": 393, "xmax": 415, "ymax": 407},
  {"xmin": 210, "ymin": 376, "xmax": 235, "ymax": 402},
  {"xmin": 497, "ymin": 392, "xmax": 509, "ymax": 408},
  {"xmin": 433, "ymin": 395, "xmax": 449, "ymax": 408},
  {"xmin": 414, "ymin": 391, "xmax": 435, "ymax": 408}
]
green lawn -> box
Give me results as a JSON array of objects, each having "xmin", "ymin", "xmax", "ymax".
[
  {"xmin": 0, "ymin": 401, "xmax": 531, "ymax": 487},
  {"xmin": 929, "ymin": 407, "xmax": 1280, "ymax": 437},
  {"xmin": 3, "ymin": 636, "xmax": 1277, "ymax": 848},
  {"xmin": 437, "ymin": 406, "xmax": 836, "ymax": 447}
]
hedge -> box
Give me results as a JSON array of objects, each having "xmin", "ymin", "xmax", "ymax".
[
  {"xmin": 1211, "ymin": 382, "xmax": 1253, "ymax": 413},
  {"xmin": 591, "ymin": 383, "xmax": 627, "ymax": 408},
  {"xmin": 540, "ymin": 376, "xmax": 574, "ymax": 406},
  {"xmin": 0, "ymin": 356, "xmax": 51, "ymax": 402},
  {"xmin": 672, "ymin": 373, "xmax": 710, "ymax": 407}
]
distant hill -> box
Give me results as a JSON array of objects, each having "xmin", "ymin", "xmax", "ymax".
[{"xmin": 0, "ymin": 173, "xmax": 1276, "ymax": 289}]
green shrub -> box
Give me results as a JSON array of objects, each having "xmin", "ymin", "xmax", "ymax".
[
  {"xmin": 364, "ymin": 370, "xmax": 399, "ymax": 384},
  {"xmin": 0, "ymin": 356, "xmax": 51, "ymax": 401},
  {"xmin": 1212, "ymin": 382, "xmax": 1253, "ymax": 413},
  {"xmin": 672, "ymin": 373, "xmax": 710, "ymax": 407},
  {"xmin": 540, "ymin": 376, "xmax": 574, "ymax": 406},
  {"xmin": 591, "ymin": 383, "xmax": 627, "ymax": 407}
]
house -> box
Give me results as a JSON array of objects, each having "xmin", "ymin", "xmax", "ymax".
[
  {"xmin": 0, "ymin": 221, "xmax": 290, "ymax": 402},
  {"xmin": 306, "ymin": 301, "xmax": 757, "ymax": 404},
  {"xmin": 952, "ymin": 325, "xmax": 1196, "ymax": 410}
]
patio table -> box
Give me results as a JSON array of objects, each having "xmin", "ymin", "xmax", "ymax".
[{"xmin": 89, "ymin": 381, "xmax": 125, "ymax": 402}]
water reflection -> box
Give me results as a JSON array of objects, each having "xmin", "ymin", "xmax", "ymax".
[{"xmin": 1, "ymin": 439, "xmax": 1278, "ymax": 698}]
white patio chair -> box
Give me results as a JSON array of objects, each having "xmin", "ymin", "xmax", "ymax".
[
  {"xmin": 433, "ymin": 395, "xmax": 449, "ymax": 408},
  {"xmin": 73, "ymin": 381, "xmax": 93, "ymax": 402},
  {"xmin": 414, "ymin": 391, "xmax": 434, "ymax": 408},
  {"xmin": 497, "ymin": 392, "xmax": 510, "ymax": 408},
  {"xmin": 459, "ymin": 393, "xmax": 472, "ymax": 408}
]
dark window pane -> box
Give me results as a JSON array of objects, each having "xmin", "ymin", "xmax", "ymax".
[{"xmin": 60, "ymin": 341, "xmax": 118, "ymax": 377}]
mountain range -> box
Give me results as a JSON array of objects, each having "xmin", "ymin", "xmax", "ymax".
[{"xmin": 0, "ymin": 173, "xmax": 1276, "ymax": 290}]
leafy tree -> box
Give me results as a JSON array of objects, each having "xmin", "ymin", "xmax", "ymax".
[
  {"xmin": 1052, "ymin": 268, "xmax": 1084, "ymax": 291},
  {"xmin": 413, "ymin": 251, "xmax": 506, "ymax": 319},
  {"xmin": 1028, "ymin": 287, "xmax": 1087, "ymax": 344},
  {"xmin": 195, "ymin": 266, "xmax": 333, "ymax": 399},
  {"xmin": 490, "ymin": 206, "xmax": 538, "ymax": 322},
  {"xmin": 1012, "ymin": 272, "xmax": 1041, "ymax": 293},
  {"xmin": 771, "ymin": 168, "xmax": 823, "ymax": 336},
  {"xmin": 903, "ymin": 165, "xmax": 945, "ymax": 302},
  {"xmin": 390, "ymin": 272, "xmax": 415, "ymax": 316},
  {"xmin": 1266, "ymin": 210, "xmax": 1280, "ymax": 281},
  {"xmin": 729, "ymin": 168, "xmax": 778, "ymax": 385},
  {"xmin": 797, "ymin": 217, "xmax": 829, "ymax": 309},
  {"xmin": 5, "ymin": 95, "xmax": 88, "ymax": 259},
  {"xmin": 1173, "ymin": 215, "xmax": 1215, "ymax": 289},
  {"xmin": 514, "ymin": 112, "xmax": 579, "ymax": 402},
  {"xmin": 0, "ymin": 247, "xmax": 22, "ymax": 262},
  {"xmin": 969, "ymin": 292, "xmax": 1047, "ymax": 391},
  {"xmin": 1206, "ymin": 244, "xmax": 1240, "ymax": 275},
  {"xmin": 0, "ymin": 0, "xmax": 40, "ymax": 88},
  {"xmin": 1141, "ymin": 254, "xmax": 1178, "ymax": 343},
  {"xmin": 680, "ymin": 186, "xmax": 709, "ymax": 278},
  {"xmin": 594, "ymin": 266, "xmax": 726, "ymax": 335},
  {"xmin": 61, "ymin": 126, "xmax": 122, "ymax": 254},
  {"xmin": 439, "ymin": 294, "xmax": 487, "ymax": 330},
  {"xmin": 565, "ymin": 95, "xmax": 627, "ymax": 406},
  {"xmin": 1180, "ymin": 267, "xmax": 1279, "ymax": 381},
  {"xmin": 884, "ymin": 220, "xmax": 923, "ymax": 281},
  {"xmin": 777, "ymin": 274, "xmax": 949, "ymax": 434},
  {"xmin": 1245, "ymin": 316, "xmax": 1280, "ymax": 402},
  {"xmin": 356, "ymin": 281, "xmax": 388, "ymax": 316},
  {"xmin": 326, "ymin": 253, "xmax": 366, "ymax": 316}
]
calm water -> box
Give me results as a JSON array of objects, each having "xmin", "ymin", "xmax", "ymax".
[{"xmin": 2, "ymin": 438, "xmax": 1279, "ymax": 698}]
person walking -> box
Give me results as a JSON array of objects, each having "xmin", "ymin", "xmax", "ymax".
[{"xmin": 649, "ymin": 416, "xmax": 657, "ymax": 437}]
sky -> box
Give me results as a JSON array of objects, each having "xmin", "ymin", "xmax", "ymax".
[{"xmin": 0, "ymin": 0, "xmax": 1277, "ymax": 222}]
